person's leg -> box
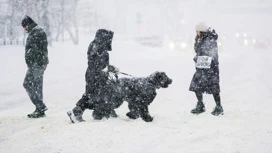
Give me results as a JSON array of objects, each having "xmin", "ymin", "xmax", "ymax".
[
  {"xmin": 92, "ymin": 107, "xmax": 104, "ymax": 120},
  {"xmin": 92, "ymin": 97, "xmax": 115, "ymax": 120},
  {"xmin": 92, "ymin": 83, "xmax": 118, "ymax": 119},
  {"xmin": 23, "ymin": 67, "xmax": 34, "ymax": 102},
  {"xmin": 211, "ymin": 93, "xmax": 224, "ymax": 116},
  {"xmin": 92, "ymin": 99, "xmax": 106, "ymax": 120},
  {"xmin": 213, "ymin": 93, "xmax": 221, "ymax": 106},
  {"xmin": 24, "ymin": 65, "xmax": 47, "ymax": 118},
  {"xmin": 191, "ymin": 92, "xmax": 205, "ymax": 114},
  {"xmin": 32, "ymin": 65, "xmax": 47, "ymax": 111},
  {"xmin": 67, "ymin": 94, "xmax": 91, "ymax": 123},
  {"xmin": 101, "ymin": 94, "xmax": 118, "ymax": 118},
  {"xmin": 195, "ymin": 91, "xmax": 203, "ymax": 102}
]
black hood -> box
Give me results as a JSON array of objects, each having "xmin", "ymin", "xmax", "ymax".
[
  {"xmin": 205, "ymin": 28, "xmax": 218, "ymax": 40},
  {"xmin": 21, "ymin": 15, "xmax": 34, "ymax": 27},
  {"xmin": 94, "ymin": 29, "xmax": 114, "ymax": 51},
  {"xmin": 199, "ymin": 28, "xmax": 218, "ymax": 41}
]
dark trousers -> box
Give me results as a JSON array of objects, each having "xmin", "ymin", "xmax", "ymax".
[
  {"xmin": 75, "ymin": 93, "xmax": 112, "ymax": 112},
  {"xmin": 74, "ymin": 87, "xmax": 115, "ymax": 117},
  {"xmin": 195, "ymin": 92, "xmax": 221, "ymax": 106},
  {"xmin": 23, "ymin": 64, "xmax": 47, "ymax": 110}
]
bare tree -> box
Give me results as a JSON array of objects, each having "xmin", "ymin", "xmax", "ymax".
[
  {"xmin": 0, "ymin": 0, "xmax": 108, "ymax": 45},
  {"xmin": 8, "ymin": 0, "xmax": 21, "ymax": 40},
  {"xmin": 34, "ymin": 0, "xmax": 52, "ymax": 46},
  {"xmin": 65, "ymin": 0, "xmax": 79, "ymax": 45}
]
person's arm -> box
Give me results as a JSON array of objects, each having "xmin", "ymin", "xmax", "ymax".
[
  {"xmin": 108, "ymin": 65, "xmax": 119, "ymax": 74},
  {"xmin": 25, "ymin": 31, "xmax": 43, "ymax": 66}
]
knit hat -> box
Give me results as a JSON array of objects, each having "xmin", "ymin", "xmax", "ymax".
[
  {"xmin": 195, "ymin": 22, "xmax": 208, "ymax": 32},
  {"xmin": 21, "ymin": 16, "xmax": 34, "ymax": 27}
]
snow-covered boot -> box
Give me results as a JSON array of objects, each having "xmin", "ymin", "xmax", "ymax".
[
  {"xmin": 191, "ymin": 102, "xmax": 205, "ymax": 114},
  {"xmin": 28, "ymin": 105, "xmax": 48, "ymax": 118},
  {"xmin": 67, "ymin": 107, "xmax": 85, "ymax": 123},
  {"xmin": 211, "ymin": 105, "xmax": 224, "ymax": 116},
  {"xmin": 27, "ymin": 109, "xmax": 46, "ymax": 118}
]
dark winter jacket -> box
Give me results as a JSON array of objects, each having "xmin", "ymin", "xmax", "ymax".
[
  {"xmin": 85, "ymin": 29, "xmax": 116, "ymax": 97},
  {"xmin": 189, "ymin": 28, "xmax": 220, "ymax": 94},
  {"xmin": 25, "ymin": 22, "xmax": 49, "ymax": 67}
]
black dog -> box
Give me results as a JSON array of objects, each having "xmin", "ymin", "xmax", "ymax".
[{"xmin": 108, "ymin": 71, "xmax": 172, "ymax": 122}]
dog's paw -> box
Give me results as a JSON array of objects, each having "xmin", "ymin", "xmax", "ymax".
[
  {"xmin": 126, "ymin": 112, "xmax": 139, "ymax": 119},
  {"xmin": 142, "ymin": 115, "xmax": 153, "ymax": 122},
  {"xmin": 109, "ymin": 110, "xmax": 118, "ymax": 118}
]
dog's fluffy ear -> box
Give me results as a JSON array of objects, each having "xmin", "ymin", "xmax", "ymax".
[
  {"xmin": 155, "ymin": 72, "xmax": 166, "ymax": 80},
  {"xmin": 151, "ymin": 72, "xmax": 163, "ymax": 87}
]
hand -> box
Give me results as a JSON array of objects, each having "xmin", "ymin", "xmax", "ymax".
[
  {"xmin": 114, "ymin": 68, "xmax": 120, "ymax": 74},
  {"xmin": 102, "ymin": 66, "xmax": 108, "ymax": 72}
]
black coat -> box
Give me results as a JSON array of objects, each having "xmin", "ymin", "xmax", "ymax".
[
  {"xmin": 25, "ymin": 22, "xmax": 49, "ymax": 67},
  {"xmin": 85, "ymin": 29, "xmax": 115, "ymax": 98},
  {"xmin": 189, "ymin": 28, "xmax": 220, "ymax": 94}
]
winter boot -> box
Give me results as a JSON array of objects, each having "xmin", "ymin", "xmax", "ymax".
[
  {"xmin": 211, "ymin": 105, "xmax": 224, "ymax": 116},
  {"xmin": 191, "ymin": 102, "xmax": 205, "ymax": 114},
  {"xmin": 67, "ymin": 107, "xmax": 85, "ymax": 123},
  {"xmin": 27, "ymin": 108, "xmax": 46, "ymax": 118}
]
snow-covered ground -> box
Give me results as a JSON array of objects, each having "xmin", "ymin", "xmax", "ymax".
[{"xmin": 1, "ymin": 37, "xmax": 272, "ymax": 153}]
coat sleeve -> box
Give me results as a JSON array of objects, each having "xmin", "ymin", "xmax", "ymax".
[{"xmin": 87, "ymin": 45, "xmax": 110, "ymax": 71}]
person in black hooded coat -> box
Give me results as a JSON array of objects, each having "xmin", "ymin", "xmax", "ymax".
[
  {"xmin": 189, "ymin": 22, "xmax": 223, "ymax": 116},
  {"xmin": 67, "ymin": 29, "xmax": 119, "ymax": 123},
  {"xmin": 21, "ymin": 16, "xmax": 49, "ymax": 118}
]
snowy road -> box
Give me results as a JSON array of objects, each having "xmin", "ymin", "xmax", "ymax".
[{"xmin": 0, "ymin": 40, "xmax": 272, "ymax": 153}]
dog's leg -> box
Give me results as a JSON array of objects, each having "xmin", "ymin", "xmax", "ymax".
[
  {"xmin": 92, "ymin": 100, "xmax": 107, "ymax": 120},
  {"xmin": 126, "ymin": 103, "xmax": 140, "ymax": 119},
  {"xmin": 139, "ymin": 105, "xmax": 153, "ymax": 122}
]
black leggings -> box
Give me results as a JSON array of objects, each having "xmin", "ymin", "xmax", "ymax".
[{"xmin": 195, "ymin": 92, "xmax": 221, "ymax": 106}]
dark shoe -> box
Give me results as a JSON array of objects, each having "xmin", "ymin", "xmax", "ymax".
[
  {"xmin": 126, "ymin": 112, "xmax": 139, "ymax": 119},
  {"xmin": 39, "ymin": 105, "xmax": 48, "ymax": 112},
  {"xmin": 67, "ymin": 111, "xmax": 85, "ymax": 123},
  {"xmin": 191, "ymin": 102, "xmax": 205, "ymax": 114},
  {"xmin": 211, "ymin": 105, "xmax": 224, "ymax": 116},
  {"xmin": 27, "ymin": 109, "xmax": 46, "ymax": 118}
]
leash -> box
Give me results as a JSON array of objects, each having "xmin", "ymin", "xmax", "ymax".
[{"xmin": 119, "ymin": 72, "xmax": 133, "ymax": 77}]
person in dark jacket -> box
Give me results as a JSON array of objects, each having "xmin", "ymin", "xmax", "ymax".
[
  {"xmin": 67, "ymin": 29, "xmax": 119, "ymax": 123},
  {"xmin": 22, "ymin": 16, "xmax": 49, "ymax": 118},
  {"xmin": 189, "ymin": 22, "xmax": 223, "ymax": 116}
]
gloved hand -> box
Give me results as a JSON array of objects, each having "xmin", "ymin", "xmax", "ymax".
[
  {"xmin": 104, "ymin": 65, "xmax": 120, "ymax": 74},
  {"xmin": 114, "ymin": 67, "xmax": 120, "ymax": 74},
  {"xmin": 102, "ymin": 66, "xmax": 108, "ymax": 72}
]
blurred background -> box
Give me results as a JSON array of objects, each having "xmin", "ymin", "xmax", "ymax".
[{"xmin": 0, "ymin": 0, "xmax": 271, "ymax": 51}]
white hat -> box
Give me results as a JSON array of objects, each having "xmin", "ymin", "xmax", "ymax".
[{"xmin": 195, "ymin": 22, "xmax": 208, "ymax": 32}]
